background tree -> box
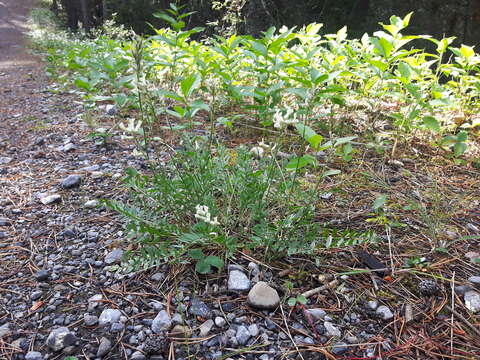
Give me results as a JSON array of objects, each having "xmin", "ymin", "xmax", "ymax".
[{"xmin": 54, "ymin": 0, "xmax": 480, "ymax": 47}]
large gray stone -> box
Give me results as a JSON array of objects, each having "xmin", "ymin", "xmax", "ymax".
[
  {"xmin": 104, "ymin": 249, "xmax": 124, "ymax": 264},
  {"xmin": 98, "ymin": 308, "xmax": 121, "ymax": 327},
  {"xmin": 46, "ymin": 327, "xmax": 76, "ymax": 351},
  {"xmin": 97, "ymin": 337, "xmax": 112, "ymax": 357},
  {"xmin": 61, "ymin": 175, "xmax": 82, "ymax": 189},
  {"xmin": 152, "ymin": 310, "xmax": 172, "ymax": 333},
  {"xmin": 247, "ymin": 282, "xmax": 280, "ymax": 310}
]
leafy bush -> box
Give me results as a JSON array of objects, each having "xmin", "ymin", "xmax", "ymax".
[{"xmin": 29, "ymin": 9, "xmax": 480, "ymax": 159}]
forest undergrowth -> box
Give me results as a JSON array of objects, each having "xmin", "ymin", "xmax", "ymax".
[{"xmin": 27, "ymin": 3, "xmax": 480, "ymax": 288}]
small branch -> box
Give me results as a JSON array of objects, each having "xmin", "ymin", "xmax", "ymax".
[
  {"xmin": 445, "ymin": 304, "xmax": 480, "ymax": 339},
  {"xmin": 302, "ymin": 279, "xmax": 339, "ymax": 298}
]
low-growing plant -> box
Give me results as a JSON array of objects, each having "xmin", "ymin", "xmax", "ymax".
[
  {"xmin": 104, "ymin": 138, "xmax": 375, "ymax": 270},
  {"xmin": 287, "ymin": 294, "xmax": 308, "ymax": 307}
]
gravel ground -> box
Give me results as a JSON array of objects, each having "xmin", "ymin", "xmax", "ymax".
[{"xmin": 1, "ymin": 1, "xmax": 480, "ymax": 360}]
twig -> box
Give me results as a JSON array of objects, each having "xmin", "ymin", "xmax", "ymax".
[
  {"xmin": 445, "ymin": 304, "xmax": 480, "ymax": 339},
  {"xmin": 450, "ymin": 271, "xmax": 455, "ymax": 356},
  {"xmin": 279, "ymin": 304, "xmax": 305, "ymax": 360},
  {"xmin": 302, "ymin": 279, "xmax": 338, "ymax": 299}
]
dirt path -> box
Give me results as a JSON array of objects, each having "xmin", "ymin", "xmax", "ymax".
[{"xmin": 0, "ymin": 0, "xmax": 37, "ymax": 68}]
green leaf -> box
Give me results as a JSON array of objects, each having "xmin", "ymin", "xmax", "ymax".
[
  {"xmin": 287, "ymin": 87, "xmax": 308, "ymax": 100},
  {"xmin": 405, "ymin": 83, "xmax": 421, "ymax": 100},
  {"xmin": 251, "ymin": 41, "xmax": 267, "ymax": 57},
  {"xmin": 179, "ymin": 232, "xmax": 204, "ymax": 244},
  {"xmin": 190, "ymin": 100, "xmax": 210, "ymax": 112},
  {"xmin": 322, "ymin": 169, "xmax": 341, "ymax": 178},
  {"xmin": 74, "ymin": 77, "xmax": 91, "ymax": 91},
  {"xmin": 296, "ymin": 294, "xmax": 307, "ymax": 305},
  {"xmin": 373, "ymin": 195, "xmax": 387, "ymax": 211},
  {"xmin": 457, "ymin": 131, "xmax": 468, "ymax": 142},
  {"xmin": 286, "ymin": 155, "xmax": 317, "ymax": 171},
  {"xmin": 336, "ymin": 26, "xmax": 347, "ymax": 42},
  {"xmin": 423, "ymin": 116, "xmax": 440, "ymax": 133},
  {"xmin": 371, "ymin": 36, "xmax": 394, "ymax": 58},
  {"xmin": 180, "ymin": 74, "xmax": 201, "ymax": 98},
  {"xmin": 205, "ymin": 255, "xmax": 223, "ymax": 272},
  {"xmin": 454, "ymin": 142, "xmax": 467, "ymax": 157},
  {"xmin": 435, "ymin": 247, "xmax": 449, "ymax": 254},
  {"xmin": 397, "ymin": 61, "xmax": 411, "ymax": 80},
  {"xmin": 195, "ymin": 260, "xmax": 211, "ymax": 274},
  {"xmin": 295, "ymin": 123, "xmax": 317, "ymax": 140},
  {"xmin": 287, "ymin": 297, "xmax": 297, "ymax": 307},
  {"xmin": 307, "ymin": 134, "xmax": 324, "ymax": 150},
  {"xmin": 295, "ymin": 123, "xmax": 324, "ymax": 150},
  {"xmin": 460, "ymin": 45, "xmax": 475, "ymax": 59},
  {"xmin": 369, "ymin": 60, "xmax": 388, "ymax": 72},
  {"xmin": 153, "ymin": 12, "xmax": 176, "ymax": 25},
  {"xmin": 188, "ymin": 248, "xmax": 204, "ymax": 260},
  {"xmin": 335, "ymin": 136, "xmax": 356, "ymax": 146},
  {"xmin": 217, "ymin": 117, "xmax": 233, "ymax": 128}
]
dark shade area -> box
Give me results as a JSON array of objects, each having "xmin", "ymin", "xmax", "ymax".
[{"xmin": 57, "ymin": 0, "xmax": 480, "ymax": 47}]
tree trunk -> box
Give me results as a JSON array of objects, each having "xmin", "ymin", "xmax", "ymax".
[{"xmin": 79, "ymin": 0, "xmax": 92, "ymax": 32}]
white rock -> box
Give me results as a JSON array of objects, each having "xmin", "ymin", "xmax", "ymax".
[
  {"xmin": 468, "ymin": 276, "xmax": 480, "ymax": 285},
  {"xmin": 465, "ymin": 291, "xmax": 480, "ymax": 313},
  {"xmin": 46, "ymin": 327, "xmax": 76, "ymax": 351},
  {"xmin": 376, "ymin": 305, "xmax": 394, "ymax": 320},
  {"xmin": 236, "ymin": 325, "xmax": 251, "ymax": 345},
  {"xmin": 367, "ymin": 300, "xmax": 379, "ymax": 310},
  {"xmin": 84, "ymin": 199, "xmax": 99, "ymax": 208},
  {"xmin": 104, "ymin": 249, "xmax": 123, "ymax": 264},
  {"xmin": 0, "ymin": 157, "xmax": 13, "ymax": 164},
  {"xmin": 88, "ymin": 294, "xmax": 103, "ymax": 311},
  {"xmin": 0, "ymin": 323, "xmax": 11, "ymax": 339},
  {"xmin": 199, "ymin": 319, "xmax": 214, "ymax": 337},
  {"xmin": 63, "ymin": 143, "xmax": 77, "ymax": 152},
  {"xmin": 91, "ymin": 171, "xmax": 104, "ymax": 178},
  {"xmin": 96, "ymin": 337, "xmax": 112, "ymax": 357},
  {"xmin": 248, "ymin": 323, "xmax": 259, "ymax": 337},
  {"xmin": 305, "ymin": 308, "xmax": 326, "ymax": 321},
  {"xmin": 228, "ymin": 270, "xmax": 251, "ymax": 292},
  {"xmin": 40, "ymin": 194, "xmax": 61, "ymax": 205},
  {"xmin": 215, "ymin": 316, "xmax": 226, "ymax": 327},
  {"xmin": 25, "ymin": 352, "xmax": 43, "ymax": 360},
  {"xmin": 98, "ymin": 308, "xmax": 121, "ymax": 327},
  {"xmin": 324, "ymin": 321, "xmax": 341, "ymax": 337}
]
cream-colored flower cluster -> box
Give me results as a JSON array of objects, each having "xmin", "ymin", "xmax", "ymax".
[
  {"xmin": 194, "ymin": 205, "xmax": 219, "ymax": 226},
  {"xmin": 273, "ymin": 106, "xmax": 298, "ymax": 129}
]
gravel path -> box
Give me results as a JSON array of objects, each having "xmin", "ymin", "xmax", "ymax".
[{"xmin": 1, "ymin": 1, "xmax": 480, "ymax": 360}]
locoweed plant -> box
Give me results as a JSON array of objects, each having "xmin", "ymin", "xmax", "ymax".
[{"xmin": 104, "ymin": 138, "xmax": 375, "ymax": 271}]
